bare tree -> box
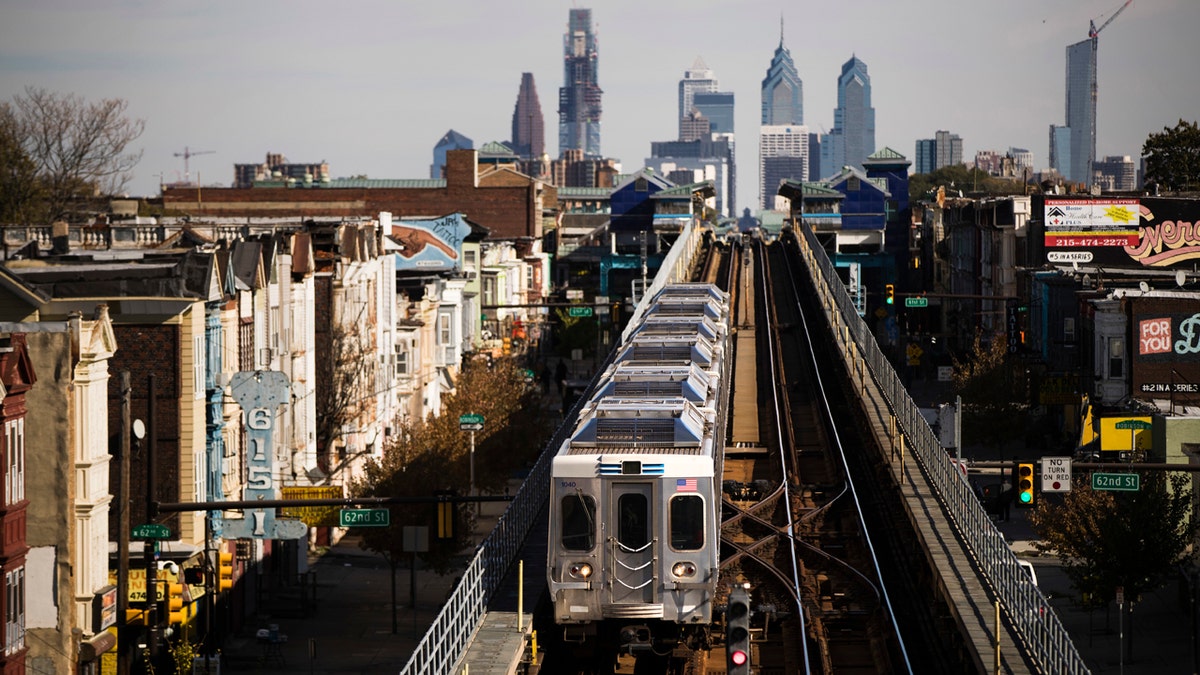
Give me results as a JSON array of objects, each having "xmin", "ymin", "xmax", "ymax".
[
  {"xmin": 314, "ymin": 321, "xmax": 375, "ymax": 476},
  {"xmin": 0, "ymin": 104, "xmax": 42, "ymax": 223},
  {"xmin": 10, "ymin": 87, "xmax": 144, "ymax": 220}
]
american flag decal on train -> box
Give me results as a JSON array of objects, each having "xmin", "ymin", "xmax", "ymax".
[{"xmin": 676, "ymin": 478, "xmax": 697, "ymax": 492}]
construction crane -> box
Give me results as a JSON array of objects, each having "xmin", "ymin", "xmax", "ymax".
[
  {"xmin": 173, "ymin": 146, "xmax": 215, "ymax": 183},
  {"xmin": 1089, "ymin": 0, "xmax": 1131, "ymax": 38}
]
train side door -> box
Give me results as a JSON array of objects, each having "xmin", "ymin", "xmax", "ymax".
[{"xmin": 608, "ymin": 482, "xmax": 656, "ymax": 605}]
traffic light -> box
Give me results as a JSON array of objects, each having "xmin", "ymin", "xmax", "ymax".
[
  {"xmin": 726, "ymin": 586, "xmax": 751, "ymax": 675},
  {"xmin": 164, "ymin": 582, "xmax": 186, "ymax": 625},
  {"xmin": 435, "ymin": 490, "xmax": 456, "ymax": 539},
  {"xmin": 125, "ymin": 608, "xmax": 147, "ymax": 626},
  {"xmin": 885, "ymin": 284, "xmax": 895, "ymax": 305},
  {"xmin": 218, "ymin": 551, "xmax": 234, "ymax": 591},
  {"xmin": 1016, "ymin": 462, "xmax": 1035, "ymax": 508}
]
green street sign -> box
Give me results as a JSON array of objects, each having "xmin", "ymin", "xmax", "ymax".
[
  {"xmin": 567, "ymin": 306, "xmax": 594, "ymax": 317},
  {"xmin": 1114, "ymin": 420, "xmax": 1151, "ymax": 430},
  {"xmin": 459, "ymin": 413, "xmax": 485, "ymax": 431},
  {"xmin": 905, "ymin": 297, "xmax": 928, "ymax": 308},
  {"xmin": 339, "ymin": 508, "xmax": 390, "ymax": 527},
  {"xmin": 131, "ymin": 523, "xmax": 172, "ymax": 539},
  {"xmin": 1091, "ymin": 472, "xmax": 1140, "ymax": 492}
]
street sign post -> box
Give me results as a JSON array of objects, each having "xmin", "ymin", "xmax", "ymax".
[
  {"xmin": 338, "ymin": 508, "xmax": 390, "ymax": 527},
  {"xmin": 905, "ymin": 297, "xmax": 929, "ymax": 308},
  {"xmin": 458, "ymin": 413, "xmax": 485, "ymax": 432},
  {"xmin": 1041, "ymin": 456, "xmax": 1072, "ymax": 492},
  {"xmin": 131, "ymin": 523, "xmax": 172, "ymax": 539},
  {"xmin": 1091, "ymin": 472, "xmax": 1140, "ymax": 492}
]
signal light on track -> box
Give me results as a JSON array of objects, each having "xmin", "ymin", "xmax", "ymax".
[{"xmin": 726, "ymin": 586, "xmax": 751, "ymax": 675}]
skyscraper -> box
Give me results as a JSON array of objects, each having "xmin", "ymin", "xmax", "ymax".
[
  {"xmin": 820, "ymin": 56, "xmax": 875, "ymax": 177},
  {"xmin": 693, "ymin": 92, "xmax": 735, "ymax": 135},
  {"xmin": 558, "ymin": 8, "xmax": 602, "ymax": 158},
  {"xmin": 759, "ymin": 125, "xmax": 809, "ymax": 210},
  {"xmin": 431, "ymin": 130, "xmax": 473, "ymax": 179},
  {"xmin": 1064, "ymin": 38, "xmax": 1096, "ymax": 184},
  {"xmin": 511, "ymin": 73, "xmax": 545, "ymax": 161},
  {"xmin": 760, "ymin": 19, "xmax": 803, "ymax": 125},
  {"xmin": 679, "ymin": 57, "xmax": 718, "ymax": 135},
  {"xmin": 1049, "ymin": 125, "xmax": 1072, "ymax": 181}
]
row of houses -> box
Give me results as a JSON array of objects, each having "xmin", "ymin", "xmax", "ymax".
[{"xmin": 0, "ymin": 149, "xmax": 714, "ymax": 672}]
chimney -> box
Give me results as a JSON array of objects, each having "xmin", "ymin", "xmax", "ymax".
[
  {"xmin": 445, "ymin": 149, "xmax": 479, "ymax": 189},
  {"xmin": 51, "ymin": 220, "xmax": 70, "ymax": 255}
]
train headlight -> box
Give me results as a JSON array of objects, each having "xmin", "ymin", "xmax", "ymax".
[
  {"xmin": 569, "ymin": 563, "xmax": 593, "ymax": 579},
  {"xmin": 672, "ymin": 561, "xmax": 697, "ymax": 578}
]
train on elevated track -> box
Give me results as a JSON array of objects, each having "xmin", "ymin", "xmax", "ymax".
[{"xmin": 547, "ymin": 282, "xmax": 733, "ymax": 656}]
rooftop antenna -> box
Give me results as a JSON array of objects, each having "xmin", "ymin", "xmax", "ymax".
[{"xmin": 173, "ymin": 146, "xmax": 215, "ymax": 184}]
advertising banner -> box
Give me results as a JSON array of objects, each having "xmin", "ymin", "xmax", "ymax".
[
  {"xmin": 1039, "ymin": 197, "xmax": 1200, "ymax": 268},
  {"xmin": 393, "ymin": 213, "xmax": 471, "ymax": 272}
]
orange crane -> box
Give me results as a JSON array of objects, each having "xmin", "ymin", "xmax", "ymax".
[
  {"xmin": 173, "ymin": 146, "xmax": 215, "ymax": 183},
  {"xmin": 1089, "ymin": 0, "xmax": 1131, "ymax": 38}
]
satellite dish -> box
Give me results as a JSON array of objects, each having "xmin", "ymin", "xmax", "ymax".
[
  {"xmin": 132, "ymin": 419, "xmax": 146, "ymax": 440},
  {"xmin": 1178, "ymin": 270, "xmax": 1187, "ymax": 287},
  {"xmin": 1139, "ymin": 281, "xmax": 1150, "ymax": 293}
]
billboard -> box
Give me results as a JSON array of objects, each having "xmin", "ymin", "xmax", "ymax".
[
  {"xmin": 1129, "ymin": 295, "xmax": 1200, "ymax": 403},
  {"xmin": 392, "ymin": 213, "xmax": 471, "ymax": 272},
  {"xmin": 1039, "ymin": 197, "xmax": 1200, "ymax": 268}
]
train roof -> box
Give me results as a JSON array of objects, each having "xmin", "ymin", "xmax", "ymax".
[
  {"xmin": 651, "ymin": 283, "xmax": 729, "ymax": 305},
  {"xmin": 634, "ymin": 314, "xmax": 725, "ymax": 342},
  {"xmin": 615, "ymin": 333, "xmax": 718, "ymax": 368},
  {"xmin": 644, "ymin": 297, "xmax": 727, "ymax": 322},
  {"xmin": 593, "ymin": 362, "xmax": 714, "ymax": 404},
  {"xmin": 566, "ymin": 397, "xmax": 709, "ymax": 452}
]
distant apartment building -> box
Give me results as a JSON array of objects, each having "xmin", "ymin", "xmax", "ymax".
[
  {"xmin": 760, "ymin": 125, "xmax": 809, "ymax": 210},
  {"xmin": 1092, "ymin": 155, "xmax": 1136, "ymax": 191},
  {"xmin": 975, "ymin": 147, "xmax": 1035, "ymax": 178},
  {"xmin": 820, "ymin": 56, "xmax": 875, "ymax": 177},
  {"xmin": 680, "ymin": 110, "xmax": 712, "ymax": 143},
  {"xmin": 234, "ymin": 153, "xmax": 330, "ymax": 188},
  {"xmin": 559, "ymin": 8, "xmax": 603, "ymax": 157},
  {"xmin": 511, "ymin": 73, "xmax": 545, "ymax": 161},
  {"xmin": 647, "ymin": 137, "xmax": 735, "ymax": 217},
  {"xmin": 914, "ymin": 131, "xmax": 962, "ymax": 174}
]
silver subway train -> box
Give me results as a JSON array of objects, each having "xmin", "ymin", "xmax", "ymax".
[{"xmin": 547, "ymin": 283, "xmax": 732, "ymax": 653}]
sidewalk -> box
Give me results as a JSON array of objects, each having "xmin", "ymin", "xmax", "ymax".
[
  {"xmin": 217, "ymin": 488, "xmax": 516, "ymax": 674},
  {"xmin": 999, "ymin": 513, "xmax": 1196, "ymax": 673}
]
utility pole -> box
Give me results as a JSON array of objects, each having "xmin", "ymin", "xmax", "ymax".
[
  {"xmin": 144, "ymin": 374, "xmax": 160, "ymax": 662},
  {"xmin": 117, "ymin": 373, "xmax": 131, "ymax": 675}
]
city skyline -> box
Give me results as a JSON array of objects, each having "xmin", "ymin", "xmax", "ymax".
[{"xmin": 2, "ymin": 0, "xmax": 1197, "ymax": 211}]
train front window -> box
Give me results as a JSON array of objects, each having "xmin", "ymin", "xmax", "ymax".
[
  {"xmin": 617, "ymin": 493, "xmax": 649, "ymax": 549},
  {"xmin": 560, "ymin": 494, "xmax": 596, "ymax": 551},
  {"xmin": 670, "ymin": 495, "xmax": 704, "ymax": 550}
]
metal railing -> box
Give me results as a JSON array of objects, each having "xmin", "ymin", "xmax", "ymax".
[
  {"xmin": 400, "ymin": 221, "xmax": 705, "ymax": 675},
  {"xmin": 790, "ymin": 225, "xmax": 1089, "ymax": 674}
]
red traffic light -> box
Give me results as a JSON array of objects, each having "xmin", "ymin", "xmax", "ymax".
[{"xmin": 730, "ymin": 649, "xmax": 748, "ymax": 666}]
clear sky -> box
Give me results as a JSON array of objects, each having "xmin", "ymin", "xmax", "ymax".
[{"xmin": 2, "ymin": 0, "xmax": 1197, "ymax": 210}]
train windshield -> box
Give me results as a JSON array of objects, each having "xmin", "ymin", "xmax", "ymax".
[
  {"xmin": 670, "ymin": 495, "xmax": 704, "ymax": 550},
  {"xmin": 560, "ymin": 494, "xmax": 596, "ymax": 551},
  {"xmin": 617, "ymin": 493, "xmax": 650, "ymax": 549}
]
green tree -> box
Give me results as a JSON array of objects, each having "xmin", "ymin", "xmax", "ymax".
[
  {"xmin": 1142, "ymin": 119, "xmax": 1200, "ymax": 192},
  {"xmin": 1029, "ymin": 471, "xmax": 1195, "ymax": 656},
  {"xmin": 350, "ymin": 357, "xmax": 555, "ymax": 631},
  {"xmin": 8, "ymin": 86, "xmax": 145, "ymax": 221},
  {"xmin": 951, "ymin": 330, "xmax": 1027, "ymax": 455},
  {"xmin": 909, "ymin": 164, "xmax": 1029, "ymax": 202}
]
